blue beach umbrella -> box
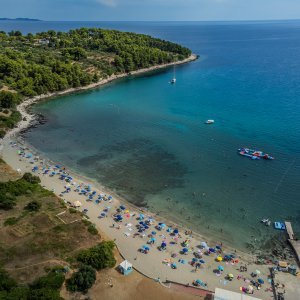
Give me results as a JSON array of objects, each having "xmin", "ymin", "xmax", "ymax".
[
  {"xmin": 161, "ymin": 241, "xmax": 167, "ymax": 248},
  {"xmin": 150, "ymin": 237, "xmax": 156, "ymax": 242},
  {"xmin": 173, "ymin": 228, "xmax": 179, "ymax": 234},
  {"xmin": 182, "ymin": 247, "xmax": 189, "ymax": 253},
  {"xmin": 151, "ymin": 231, "xmax": 156, "ymax": 235},
  {"xmin": 218, "ymin": 265, "xmax": 224, "ymax": 271},
  {"xmin": 159, "ymin": 223, "xmax": 166, "ymax": 228},
  {"xmin": 199, "ymin": 259, "xmax": 205, "ymax": 264},
  {"xmin": 209, "ymin": 247, "xmax": 216, "ymax": 253},
  {"xmin": 258, "ymin": 279, "xmax": 264, "ymax": 284},
  {"xmin": 120, "ymin": 205, "xmax": 126, "ymax": 210}
]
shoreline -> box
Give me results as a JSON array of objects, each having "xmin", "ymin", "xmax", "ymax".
[
  {"xmin": 1, "ymin": 138, "xmax": 277, "ymax": 300},
  {"xmin": 3, "ymin": 54, "xmax": 197, "ymax": 140},
  {"xmin": 0, "ymin": 53, "xmax": 291, "ymax": 299}
]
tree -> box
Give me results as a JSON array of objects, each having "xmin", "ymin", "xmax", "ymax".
[
  {"xmin": 77, "ymin": 241, "xmax": 116, "ymax": 270},
  {"xmin": 0, "ymin": 91, "xmax": 18, "ymax": 109},
  {"xmin": 66, "ymin": 265, "xmax": 96, "ymax": 293}
]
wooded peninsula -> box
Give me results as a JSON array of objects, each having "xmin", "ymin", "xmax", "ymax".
[{"xmin": 0, "ymin": 28, "xmax": 192, "ymax": 137}]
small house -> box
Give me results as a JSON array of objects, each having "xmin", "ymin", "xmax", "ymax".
[{"xmin": 119, "ymin": 260, "xmax": 133, "ymax": 276}]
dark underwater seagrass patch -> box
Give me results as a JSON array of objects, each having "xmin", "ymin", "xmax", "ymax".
[{"xmin": 77, "ymin": 138, "xmax": 187, "ymax": 206}]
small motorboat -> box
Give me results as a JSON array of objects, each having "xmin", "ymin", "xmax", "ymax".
[
  {"xmin": 205, "ymin": 119, "xmax": 215, "ymax": 124},
  {"xmin": 238, "ymin": 148, "xmax": 274, "ymax": 160}
]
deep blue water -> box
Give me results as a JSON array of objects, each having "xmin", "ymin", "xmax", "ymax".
[{"xmin": 2, "ymin": 20, "xmax": 300, "ymax": 251}]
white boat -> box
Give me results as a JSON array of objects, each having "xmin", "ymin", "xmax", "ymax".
[
  {"xmin": 170, "ymin": 66, "xmax": 176, "ymax": 84},
  {"xmin": 205, "ymin": 119, "xmax": 214, "ymax": 124}
]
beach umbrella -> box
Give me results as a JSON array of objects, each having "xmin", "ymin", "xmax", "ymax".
[
  {"xmin": 124, "ymin": 210, "xmax": 130, "ymax": 213},
  {"xmin": 120, "ymin": 205, "xmax": 126, "ymax": 210},
  {"xmin": 151, "ymin": 231, "xmax": 156, "ymax": 235},
  {"xmin": 255, "ymin": 269, "xmax": 261, "ymax": 275},
  {"xmin": 182, "ymin": 247, "xmax": 189, "ymax": 253},
  {"xmin": 161, "ymin": 242, "xmax": 167, "ymax": 248},
  {"xmin": 125, "ymin": 213, "xmax": 130, "ymax": 218},
  {"xmin": 151, "ymin": 237, "xmax": 156, "ymax": 242},
  {"xmin": 173, "ymin": 228, "xmax": 179, "ymax": 234},
  {"xmin": 159, "ymin": 223, "xmax": 166, "ymax": 228},
  {"xmin": 167, "ymin": 227, "xmax": 172, "ymax": 232},
  {"xmin": 217, "ymin": 256, "xmax": 223, "ymax": 262},
  {"xmin": 108, "ymin": 195, "xmax": 112, "ymax": 200},
  {"xmin": 139, "ymin": 213, "xmax": 144, "ymax": 219},
  {"xmin": 258, "ymin": 278, "xmax": 264, "ymax": 284},
  {"xmin": 171, "ymin": 263, "xmax": 177, "ymax": 269},
  {"xmin": 228, "ymin": 273, "xmax": 234, "ymax": 278},
  {"xmin": 192, "ymin": 258, "xmax": 198, "ymax": 262},
  {"xmin": 218, "ymin": 266, "xmax": 224, "ymax": 271},
  {"xmin": 144, "ymin": 225, "xmax": 149, "ymax": 229},
  {"xmin": 216, "ymin": 245, "xmax": 222, "ymax": 250},
  {"xmin": 200, "ymin": 241, "xmax": 208, "ymax": 248},
  {"xmin": 209, "ymin": 247, "xmax": 216, "ymax": 253},
  {"xmin": 196, "ymin": 279, "xmax": 203, "ymax": 285}
]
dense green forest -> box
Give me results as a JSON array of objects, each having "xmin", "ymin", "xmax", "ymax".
[{"xmin": 0, "ymin": 28, "xmax": 192, "ymax": 135}]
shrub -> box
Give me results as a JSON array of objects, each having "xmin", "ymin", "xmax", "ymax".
[
  {"xmin": 30, "ymin": 270, "xmax": 65, "ymax": 290},
  {"xmin": 87, "ymin": 224, "xmax": 98, "ymax": 235},
  {"xmin": 0, "ymin": 268, "xmax": 17, "ymax": 291},
  {"xmin": 0, "ymin": 130, "xmax": 5, "ymax": 138},
  {"xmin": 4, "ymin": 217, "xmax": 18, "ymax": 226},
  {"xmin": 22, "ymin": 173, "xmax": 41, "ymax": 184},
  {"xmin": 66, "ymin": 265, "xmax": 96, "ymax": 293},
  {"xmin": 24, "ymin": 200, "xmax": 41, "ymax": 212},
  {"xmin": 77, "ymin": 241, "xmax": 116, "ymax": 270}
]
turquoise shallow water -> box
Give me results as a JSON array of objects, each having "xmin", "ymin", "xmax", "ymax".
[{"xmin": 3, "ymin": 21, "xmax": 300, "ymax": 251}]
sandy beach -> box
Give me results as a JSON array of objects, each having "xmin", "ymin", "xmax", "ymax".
[
  {"xmin": 0, "ymin": 139, "xmax": 279, "ymax": 300},
  {"xmin": 0, "ymin": 54, "xmax": 298, "ymax": 300}
]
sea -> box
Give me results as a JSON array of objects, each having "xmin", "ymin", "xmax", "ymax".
[{"xmin": 1, "ymin": 20, "xmax": 300, "ymax": 252}]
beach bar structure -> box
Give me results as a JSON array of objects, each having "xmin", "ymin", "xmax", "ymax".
[
  {"xmin": 214, "ymin": 288, "xmax": 262, "ymax": 300},
  {"xmin": 118, "ymin": 260, "xmax": 133, "ymax": 276}
]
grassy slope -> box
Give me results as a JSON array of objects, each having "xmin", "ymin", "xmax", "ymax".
[{"xmin": 0, "ymin": 160, "xmax": 101, "ymax": 283}]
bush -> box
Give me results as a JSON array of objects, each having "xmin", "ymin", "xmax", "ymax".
[
  {"xmin": 22, "ymin": 173, "xmax": 41, "ymax": 184},
  {"xmin": 4, "ymin": 217, "xmax": 18, "ymax": 226},
  {"xmin": 77, "ymin": 241, "xmax": 116, "ymax": 270},
  {"xmin": 0, "ymin": 176, "xmax": 40, "ymax": 210},
  {"xmin": 24, "ymin": 200, "xmax": 41, "ymax": 212},
  {"xmin": 66, "ymin": 265, "xmax": 96, "ymax": 293},
  {"xmin": 0, "ymin": 130, "xmax": 6, "ymax": 138},
  {"xmin": 30, "ymin": 270, "xmax": 65, "ymax": 290},
  {"xmin": 0, "ymin": 268, "xmax": 17, "ymax": 291},
  {"xmin": 87, "ymin": 224, "xmax": 98, "ymax": 235}
]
